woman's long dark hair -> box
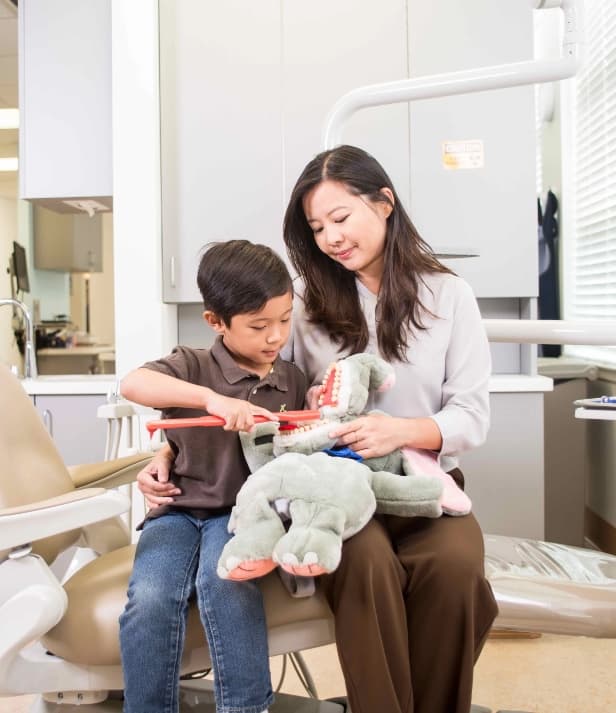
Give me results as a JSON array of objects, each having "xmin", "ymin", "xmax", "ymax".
[{"xmin": 283, "ymin": 145, "xmax": 453, "ymax": 362}]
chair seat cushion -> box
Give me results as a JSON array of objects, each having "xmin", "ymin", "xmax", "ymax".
[
  {"xmin": 42, "ymin": 545, "xmax": 335, "ymax": 666},
  {"xmin": 486, "ymin": 535, "xmax": 616, "ymax": 637}
]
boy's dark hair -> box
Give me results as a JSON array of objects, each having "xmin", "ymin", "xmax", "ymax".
[{"xmin": 197, "ymin": 240, "xmax": 293, "ymax": 325}]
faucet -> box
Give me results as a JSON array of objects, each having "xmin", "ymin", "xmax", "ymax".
[{"xmin": 0, "ymin": 298, "xmax": 38, "ymax": 379}]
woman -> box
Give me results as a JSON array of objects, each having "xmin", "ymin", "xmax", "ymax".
[{"xmin": 138, "ymin": 145, "xmax": 498, "ymax": 713}]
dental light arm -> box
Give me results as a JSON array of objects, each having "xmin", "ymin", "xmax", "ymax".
[
  {"xmin": 484, "ymin": 319, "xmax": 616, "ymax": 345},
  {"xmin": 323, "ymin": 0, "xmax": 583, "ymax": 149}
]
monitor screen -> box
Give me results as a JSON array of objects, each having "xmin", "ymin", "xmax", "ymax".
[{"xmin": 12, "ymin": 241, "xmax": 30, "ymax": 293}]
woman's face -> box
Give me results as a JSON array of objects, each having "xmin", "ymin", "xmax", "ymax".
[{"xmin": 302, "ymin": 180, "xmax": 393, "ymax": 280}]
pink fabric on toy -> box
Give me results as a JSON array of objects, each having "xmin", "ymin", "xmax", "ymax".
[{"xmin": 401, "ymin": 447, "xmax": 472, "ymax": 516}]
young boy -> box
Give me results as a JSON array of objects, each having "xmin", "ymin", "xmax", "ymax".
[{"xmin": 119, "ymin": 240, "xmax": 307, "ymax": 713}]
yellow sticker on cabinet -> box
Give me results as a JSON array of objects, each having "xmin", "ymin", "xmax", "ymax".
[{"xmin": 442, "ymin": 140, "xmax": 484, "ymax": 170}]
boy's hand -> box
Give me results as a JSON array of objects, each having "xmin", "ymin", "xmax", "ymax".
[
  {"xmin": 137, "ymin": 445, "xmax": 181, "ymax": 509},
  {"xmin": 204, "ymin": 391, "xmax": 279, "ymax": 431}
]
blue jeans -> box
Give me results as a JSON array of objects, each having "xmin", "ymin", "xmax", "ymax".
[{"xmin": 119, "ymin": 512, "xmax": 273, "ymax": 713}]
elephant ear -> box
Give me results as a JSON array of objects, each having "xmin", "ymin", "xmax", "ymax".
[
  {"xmin": 239, "ymin": 421, "xmax": 279, "ymax": 472},
  {"xmin": 318, "ymin": 353, "xmax": 395, "ymax": 419}
]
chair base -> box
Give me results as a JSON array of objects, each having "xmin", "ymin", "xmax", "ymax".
[{"xmin": 29, "ymin": 682, "xmax": 346, "ymax": 712}]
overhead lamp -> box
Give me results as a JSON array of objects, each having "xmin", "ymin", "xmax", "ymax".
[
  {"xmin": 0, "ymin": 109, "xmax": 19, "ymax": 130},
  {"xmin": 0, "ymin": 157, "xmax": 18, "ymax": 172}
]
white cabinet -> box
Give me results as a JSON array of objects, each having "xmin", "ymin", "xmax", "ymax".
[
  {"xmin": 406, "ymin": 0, "xmax": 537, "ymax": 297},
  {"xmin": 33, "ymin": 205, "xmax": 103, "ymax": 272},
  {"xmin": 18, "ymin": 0, "xmax": 112, "ymax": 208},
  {"xmin": 33, "ymin": 394, "xmax": 108, "ymax": 466},
  {"xmin": 159, "ymin": 0, "xmax": 410, "ymax": 302},
  {"xmin": 462, "ymin": 391, "xmax": 545, "ymax": 539},
  {"xmin": 281, "ymin": 0, "xmax": 409, "ymax": 210},
  {"xmin": 159, "ymin": 0, "xmax": 283, "ymax": 302},
  {"xmin": 160, "ymin": 0, "xmax": 538, "ymax": 302}
]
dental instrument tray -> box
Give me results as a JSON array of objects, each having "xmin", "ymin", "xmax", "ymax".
[{"xmin": 573, "ymin": 397, "xmax": 616, "ymax": 410}]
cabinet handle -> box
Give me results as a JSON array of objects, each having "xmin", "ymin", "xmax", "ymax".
[
  {"xmin": 170, "ymin": 256, "xmax": 176, "ymax": 289},
  {"xmin": 42, "ymin": 409, "xmax": 53, "ymax": 437}
]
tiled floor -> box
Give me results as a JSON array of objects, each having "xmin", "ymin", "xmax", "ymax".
[{"xmin": 3, "ymin": 634, "xmax": 616, "ymax": 712}]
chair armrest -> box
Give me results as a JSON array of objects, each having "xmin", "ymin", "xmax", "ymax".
[
  {"xmin": 0, "ymin": 488, "xmax": 130, "ymax": 551},
  {"xmin": 67, "ymin": 453, "xmax": 153, "ymax": 489}
]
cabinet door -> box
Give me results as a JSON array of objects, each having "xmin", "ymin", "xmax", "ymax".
[
  {"xmin": 34, "ymin": 394, "xmax": 108, "ymax": 466},
  {"xmin": 160, "ymin": 0, "xmax": 283, "ymax": 302},
  {"xmin": 407, "ymin": 0, "xmax": 537, "ymax": 297},
  {"xmin": 19, "ymin": 0, "xmax": 112, "ymax": 202},
  {"xmin": 282, "ymin": 0, "xmax": 410, "ymax": 210},
  {"xmin": 461, "ymin": 392, "xmax": 545, "ymax": 540},
  {"xmin": 159, "ymin": 1, "xmax": 409, "ymax": 301}
]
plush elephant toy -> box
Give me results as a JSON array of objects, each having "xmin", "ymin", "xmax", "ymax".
[{"xmin": 217, "ymin": 353, "xmax": 471, "ymax": 581}]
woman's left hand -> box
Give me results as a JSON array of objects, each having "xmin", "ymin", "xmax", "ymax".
[{"xmin": 328, "ymin": 413, "xmax": 409, "ymax": 460}]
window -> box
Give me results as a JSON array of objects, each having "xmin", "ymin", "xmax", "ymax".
[{"xmin": 563, "ymin": 0, "xmax": 616, "ymax": 364}]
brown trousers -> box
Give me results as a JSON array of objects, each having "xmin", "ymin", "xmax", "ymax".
[{"xmin": 320, "ymin": 470, "xmax": 498, "ymax": 713}]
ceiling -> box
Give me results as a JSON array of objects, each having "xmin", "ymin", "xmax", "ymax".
[{"xmin": 0, "ymin": 0, "xmax": 18, "ymax": 199}]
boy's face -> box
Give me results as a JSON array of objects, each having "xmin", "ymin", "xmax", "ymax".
[{"xmin": 205, "ymin": 291, "xmax": 293, "ymax": 376}]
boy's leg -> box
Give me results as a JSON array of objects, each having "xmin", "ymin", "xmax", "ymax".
[
  {"xmin": 120, "ymin": 513, "xmax": 200, "ymax": 713},
  {"xmin": 196, "ymin": 513, "xmax": 274, "ymax": 713}
]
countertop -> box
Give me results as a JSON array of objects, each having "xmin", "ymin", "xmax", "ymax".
[
  {"xmin": 538, "ymin": 356, "xmax": 599, "ymax": 380},
  {"xmin": 488, "ymin": 374, "xmax": 553, "ymax": 393},
  {"xmin": 21, "ymin": 374, "xmax": 118, "ymax": 396},
  {"xmin": 19, "ymin": 373, "xmax": 551, "ymax": 396},
  {"xmin": 37, "ymin": 345, "xmax": 115, "ymax": 357}
]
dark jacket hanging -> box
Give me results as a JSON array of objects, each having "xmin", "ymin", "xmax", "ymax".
[{"xmin": 538, "ymin": 189, "xmax": 561, "ymax": 357}]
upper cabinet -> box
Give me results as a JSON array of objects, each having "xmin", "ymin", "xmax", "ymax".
[
  {"xmin": 160, "ymin": 0, "xmax": 539, "ymax": 302},
  {"xmin": 159, "ymin": 0, "xmax": 284, "ymax": 302},
  {"xmin": 406, "ymin": 0, "xmax": 537, "ymax": 297},
  {"xmin": 18, "ymin": 0, "xmax": 113, "ymax": 212},
  {"xmin": 159, "ymin": 0, "xmax": 409, "ymax": 302}
]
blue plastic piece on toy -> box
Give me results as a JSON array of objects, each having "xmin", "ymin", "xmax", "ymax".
[{"xmin": 322, "ymin": 445, "xmax": 363, "ymax": 462}]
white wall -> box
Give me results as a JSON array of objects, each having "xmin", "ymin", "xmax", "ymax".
[{"xmin": 111, "ymin": 0, "xmax": 177, "ymax": 379}]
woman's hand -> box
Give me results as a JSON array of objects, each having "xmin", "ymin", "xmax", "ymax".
[
  {"xmin": 305, "ymin": 384, "xmax": 324, "ymax": 410},
  {"xmin": 204, "ymin": 391, "xmax": 279, "ymax": 432},
  {"xmin": 137, "ymin": 445, "xmax": 180, "ymax": 509},
  {"xmin": 329, "ymin": 413, "xmax": 443, "ymax": 459}
]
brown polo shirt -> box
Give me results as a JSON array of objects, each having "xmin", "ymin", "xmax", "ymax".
[{"xmin": 141, "ymin": 336, "xmax": 307, "ymax": 524}]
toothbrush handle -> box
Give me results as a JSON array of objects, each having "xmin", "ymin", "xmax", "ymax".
[{"xmin": 146, "ymin": 410, "xmax": 321, "ymax": 436}]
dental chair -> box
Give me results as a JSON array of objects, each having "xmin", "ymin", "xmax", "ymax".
[
  {"xmin": 2, "ymin": 361, "xmax": 616, "ymax": 713},
  {"xmin": 0, "ymin": 363, "xmax": 337, "ymax": 712}
]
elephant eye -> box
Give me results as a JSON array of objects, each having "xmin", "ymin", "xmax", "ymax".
[{"xmin": 254, "ymin": 434, "xmax": 274, "ymax": 446}]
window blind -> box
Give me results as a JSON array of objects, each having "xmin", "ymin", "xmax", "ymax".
[{"xmin": 565, "ymin": 0, "xmax": 616, "ymax": 364}]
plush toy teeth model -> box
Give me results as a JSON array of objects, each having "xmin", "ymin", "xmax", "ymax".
[
  {"xmin": 216, "ymin": 353, "xmax": 472, "ymax": 582},
  {"xmin": 317, "ymin": 361, "xmax": 342, "ymax": 409}
]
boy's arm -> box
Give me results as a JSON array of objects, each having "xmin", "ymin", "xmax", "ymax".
[
  {"xmin": 121, "ymin": 367, "xmax": 211, "ymax": 410},
  {"xmin": 120, "ymin": 367, "xmax": 279, "ymax": 431}
]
